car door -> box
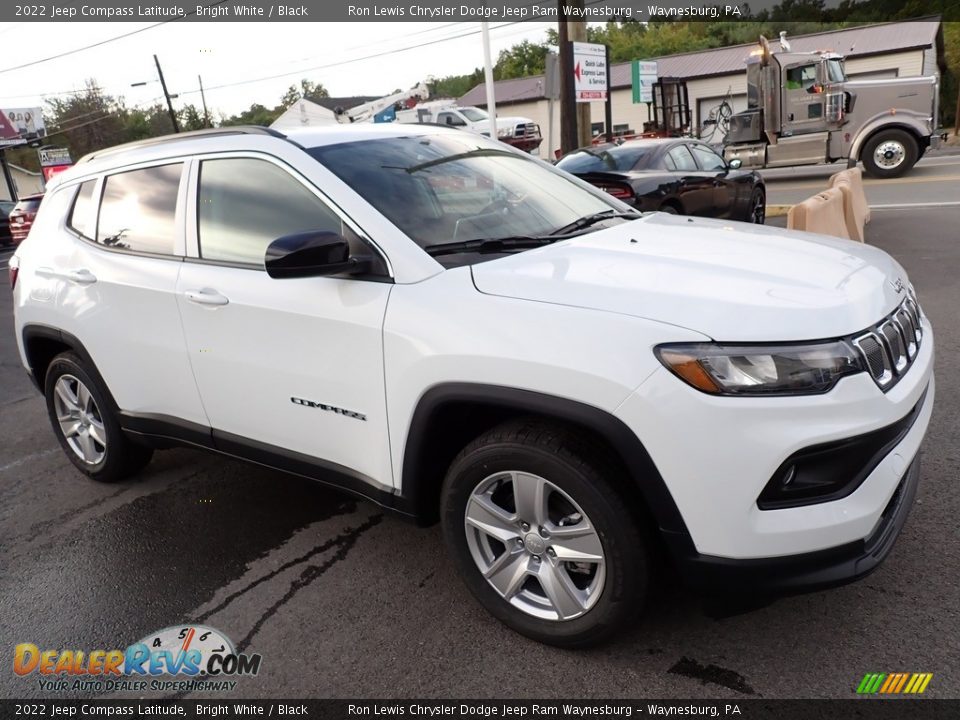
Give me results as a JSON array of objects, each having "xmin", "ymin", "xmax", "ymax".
[
  {"xmin": 689, "ymin": 143, "xmax": 735, "ymax": 219},
  {"xmin": 56, "ymin": 163, "xmax": 208, "ymax": 426},
  {"xmin": 664, "ymin": 144, "xmax": 712, "ymax": 216},
  {"xmin": 175, "ymin": 154, "xmax": 395, "ymax": 490}
]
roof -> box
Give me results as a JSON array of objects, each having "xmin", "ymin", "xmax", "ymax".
[
  {"xmin": 459, "ymin": 18, "xmax": 941, "ymax": 107},
  {"xmin": 271, "ymin": 99, "xmax": 338, "ymax": 129}
]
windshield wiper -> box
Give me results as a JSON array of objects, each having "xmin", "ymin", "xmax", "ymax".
[
  {"xmin": 424, "ymin": 235, "xmax": 558, "ymax": 258},
  {"xmin": 549, "ymin": 209, "xmax": 640, "ymax": 236}
]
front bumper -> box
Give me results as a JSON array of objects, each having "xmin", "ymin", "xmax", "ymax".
[{"xmin": 675, "ymin": 454, "xmax": 921, "ymax": 594}]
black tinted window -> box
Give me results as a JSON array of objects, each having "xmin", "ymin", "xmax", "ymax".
[
  {"xmin": 97, "ymin": 164, "xmax": 181, "ymax": 254},
  {"xmin": 690, "ymin": 145, "xmax": 727, "ymax": 172},
  {"xmin": 68, "ymin": 180, "xmax": 97, "ymax": 239},
  {"xmin": 198, "ymin": 158, "xmax": 343, "ymax": 265},
  {"xmin": 557, "ymin": 145, "xmax": 652, "ymax": 173}
]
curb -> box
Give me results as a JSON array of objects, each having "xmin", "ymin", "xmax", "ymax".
[{"xmin": 766, "ymin": 204, "xmax": 791, "ymax": 218}]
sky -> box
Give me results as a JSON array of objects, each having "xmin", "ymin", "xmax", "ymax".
[{"xmin": 0, "ymin": 21, "xmax": 559, "ymax": 121}]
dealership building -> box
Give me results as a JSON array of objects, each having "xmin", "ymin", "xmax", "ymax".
[{"xmin": 458, "ymin": 18, "xmax": 944, "ymax": 158}]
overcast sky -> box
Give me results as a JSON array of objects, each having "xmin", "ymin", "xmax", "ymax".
[{"xmin": 0, "ymin": 21, "xmax": 559, "ymax": 120}]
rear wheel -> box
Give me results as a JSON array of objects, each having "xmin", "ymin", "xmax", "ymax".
[
  {"xmin": 658, "ymin": 202, "xmax": 680, "ymax": 215},
  {"xmin": 861, "ymin": 129, "xmax": 918, "ymax": 179},
  {"xmin": 441, "ymin": 420, "xmax": 648, "ymax": 647},
  {"xmin": 45, "ymin": 352, "xmax": 153, "ymax": 483}
]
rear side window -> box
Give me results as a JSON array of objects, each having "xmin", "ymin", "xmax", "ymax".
[
  {"xmin": 68, "ymin": 180, "xmax": 97, "ymax": 239},
  {"xmin": 197, "ymin": 157, "xmax": 344, "ymax": 266},
  {"xmin": 97, "ymin": 164, "xmax": 182, "ymax": 255}
]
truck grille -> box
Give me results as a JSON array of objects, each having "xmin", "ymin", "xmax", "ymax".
[
  {"xmin": 514, "ymin": 123, "xmax": 541, "ymax": 139},
  {"xmin": 852, "ymin": 298, "xmax": 923, "ymax": 390}
]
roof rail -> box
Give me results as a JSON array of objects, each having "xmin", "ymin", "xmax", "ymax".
[{"xmin": 76, "ymin": 126, "xmax": 289, "ymax": 164}]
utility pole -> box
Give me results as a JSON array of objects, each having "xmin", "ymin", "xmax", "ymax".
[
  {"xmin": 0, "ymin": 150, "xmax": 17, "ymax": 203},
  {"xmin": 557, "ymin": 16, "xmax": 577, "ymax": 154},
  {"xmin": 568, "ymin": 14, "xmax": 592, "ymax": 148},
  {"xmin": 198, "ymin": 75, "xmax": 210, "ymax": 128},
  {"xmin": 481, "ymin": 21, "xmax": 497, "ymax": 142},
  {"xmin": 154, "ymin": 54, "xmax": 180, "ymax": 134}
]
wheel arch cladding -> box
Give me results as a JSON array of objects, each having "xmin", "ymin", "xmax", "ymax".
[
  {"xmin": 400, "ymin": 383, "xmax": 695, "ymax": 551},
  {"xmin": 21, "ymin": 325, "xmax": 120, "ymax": 412}
]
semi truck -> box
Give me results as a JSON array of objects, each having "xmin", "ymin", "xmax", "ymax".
[{"xmin": 723, "ymin": 34, "xmax": 943, "ymax": 178}]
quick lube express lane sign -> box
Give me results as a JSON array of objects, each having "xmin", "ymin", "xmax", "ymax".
[{"xmin": 573, "ymin": 42, "xmax": 607, "ymax": 102}]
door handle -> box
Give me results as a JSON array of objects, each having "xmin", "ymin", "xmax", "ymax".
[
  {"xmin": 36, "ymin": 267, "xmax": 98, "ymax": 285},
  {"xmin": 184, "ymin": 288, "xmax": 230, "ymax": 306}
]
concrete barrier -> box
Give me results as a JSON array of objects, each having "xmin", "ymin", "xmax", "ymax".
[
  {"xmin": 828, "ymin": 167, "xmax": 870, "ymax": 242},
  {"xmin": 787, "ymin": 187, "xmax": 851, "ymax": 240}
]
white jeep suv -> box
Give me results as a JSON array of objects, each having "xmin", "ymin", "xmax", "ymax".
[{"xmin": 10, "ymin": 125, "xmax": 934, "ymax": 647}]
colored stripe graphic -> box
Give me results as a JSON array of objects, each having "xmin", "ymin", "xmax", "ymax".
[{"xmin": 857, "ymin": 672, "xmax": 932, "ymax": 694}]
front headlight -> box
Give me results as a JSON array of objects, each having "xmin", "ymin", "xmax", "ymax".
[
  {"xmin": 655, "ymin": 341, "xmax": 865, "ymax": 396},
  {"xmin": 497, "ymin": 127, "xmax": 514, "ymax": 138}
]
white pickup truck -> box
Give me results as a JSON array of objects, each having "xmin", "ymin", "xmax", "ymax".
[{"xmin": 396, "ymin": 104, "xmax": 543, "ymax": 153}]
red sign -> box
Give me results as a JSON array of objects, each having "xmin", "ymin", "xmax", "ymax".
[{"xmin": 42, "ymin": 164, "xmax": 73, "ymax": 181}]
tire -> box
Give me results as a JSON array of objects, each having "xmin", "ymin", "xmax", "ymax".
[
  {"xmin": 861, "ymin": 129, "xmax": 918, "ymax": 179},
  {"xmin": 658, "ymin": 203, "xmax": 679, "ymax": 214},
  {"xmin": 44, "ymin": 352, "xmax": 153, "ymax": 483},
  {"xmin": 748, "ymin": 187, "xmax": 766, "ymax": 224},
  {"xmin": 441, "ymin": 420, "xmax": 648, "ymax": 648}
]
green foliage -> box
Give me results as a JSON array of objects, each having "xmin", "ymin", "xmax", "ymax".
[
  {"xmin": 494, "ymin": 40, "xmax": 551, "ymax": 79},
  {"xmin": 430, "ymin": 69, "xmax": 484, "ymax": 99},
  {"xmin": 279, "ymin": 79, "xmax": 330, "ymax": 109}
]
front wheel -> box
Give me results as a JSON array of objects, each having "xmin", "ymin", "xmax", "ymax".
[
  {"xmin": 748, "ymin": 187, "xmax": 766, "ymax": 224},
  {"xmin": 441, "ymin": 421, "xmax": 648, "ymax": 647},
  {"xmin": 44, "ymin": 352, "xmax": 153, "ymax": 482},
  {"xmin": 861, "ymin": 129, "xmax": 918, "ymax": 179}
]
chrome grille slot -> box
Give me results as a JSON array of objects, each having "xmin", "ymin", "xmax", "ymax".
[
  {"xmin": 854, "ymin": 333, "xmax": 893, "ymax": 386},
  {"xmin": 880, "ymin": 321, "xmax": 908, "ymax": 373},
  {"xmin": 852, "ymin": 298, "xmax": 924, "ymax": 391},
  {"xmin": 894, "ymin": 309, "xmax": 917, "ymax": 359}
]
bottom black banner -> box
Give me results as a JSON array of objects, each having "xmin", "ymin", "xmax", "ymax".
[{"xmin": 1, "ymin": 700, "xmax": 958, "ymax": 720}]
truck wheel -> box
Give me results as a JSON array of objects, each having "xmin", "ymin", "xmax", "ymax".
[
  {"xmin": 861, "ymin": 129, "xmax": 918, "ymax": 179},
  {"xmin": 748, "ymin": 188, "xmax": 766, "ymax": 224},
  {"xmin": 44, "ymin": 352, "xmax": 153, "ymax": 483},
  {"xmin": 441, "ymin": 420, "xmax": 648, "ymax": 648}
]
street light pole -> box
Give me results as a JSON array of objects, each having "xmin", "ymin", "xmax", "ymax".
[
  {"xmin": 154, "ymin": 54, "xmax": 180, "ymax": 133},
  {"xmin": 198, "ymin": 75, "xmax": 210, "ymax": 128}
]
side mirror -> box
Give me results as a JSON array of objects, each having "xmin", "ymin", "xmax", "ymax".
[
  {"xmin": 728, "ymin": 158, "xmax": 743, "ymax": 169},
  {"xmin": 265, "ymin": 231, "xmax": 371, "ymax": 279}
]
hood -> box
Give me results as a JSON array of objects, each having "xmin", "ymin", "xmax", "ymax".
[
  {"xmin": 496, "ymin": 116, "xmax": 535, "ymax": 129},
  {"xmin": 471, "ymin": 213, "xmax": 908, "ymax": 342}
]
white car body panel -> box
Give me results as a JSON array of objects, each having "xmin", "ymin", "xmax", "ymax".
[{"xmin": 473, "ymin": 212, "xmax": 909, "ymax": 341}]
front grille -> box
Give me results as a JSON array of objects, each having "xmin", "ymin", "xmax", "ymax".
[{"xmin": 853, "ymin": 298, "xmax": 924, "ymax": 391}]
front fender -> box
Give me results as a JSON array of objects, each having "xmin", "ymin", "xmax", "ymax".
[{"xmin": 848, "ymin": 112, "xmax": 933, "ymax": 160}]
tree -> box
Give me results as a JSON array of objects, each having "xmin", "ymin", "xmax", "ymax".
[
  {"xmin": 494, "ymin": 40, "xmax": 551, "ymax": 80},
  {"xmin": 279, "ymin": 79, "xmax": 330, "ymax": 109},
  {"xmin": 220, "ymin": 103, "xmax": 282, "ymax": 127}
]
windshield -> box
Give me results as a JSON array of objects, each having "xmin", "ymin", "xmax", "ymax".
[
  {"xmin": 826, "ymin": 59, "xmax": 846, "ymax": 83},
  {"xmin": 459, "ymin": 107, "xmax": 488, "ymax": 122},
  {"xmin": 557, "ymin": 145, "xmax": 652, "ymax": 173},
  {"xmin": 309, "ymin": 133, "xmax": 622, "ymax": 255}
]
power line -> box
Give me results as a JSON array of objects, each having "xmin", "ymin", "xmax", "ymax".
[
  {"xmin": 0, "ymin": 0, "xmax": 230, "ymax": 76},
  {"xmin": 179, "ymin": 21, "xmax": 525, "ymax": 97}
]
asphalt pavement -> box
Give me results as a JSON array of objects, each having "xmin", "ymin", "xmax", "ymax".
[{"xmin": 1, "ymin": 170, "xmax": 959, "ymax": 700}]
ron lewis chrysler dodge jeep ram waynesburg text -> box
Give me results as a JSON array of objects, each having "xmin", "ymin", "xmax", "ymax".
[{"xmin": 10, "ymin": 124, "xmax": 934, "ymax": 647}]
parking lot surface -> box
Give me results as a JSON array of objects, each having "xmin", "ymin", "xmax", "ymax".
[{"xmin": 1, "ymin": 201, "xmax": 958, "ymax": 700}]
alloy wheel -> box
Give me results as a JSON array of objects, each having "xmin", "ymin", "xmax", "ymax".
[
  {"xmin": 53, "ymin": 374, "xmax": 107, "ymax": 465},
  {"xmin": 464, "ymin": 471, "xmax": 605, "ymax": 621},
  {"xmin": 874, "ymin": 140, "xmax": 906, "ymax": 170}
]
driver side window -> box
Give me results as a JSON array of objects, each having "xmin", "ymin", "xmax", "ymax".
[{"xmin": 197, "ymin": 157, "xmax": 356, "ymax": 266}]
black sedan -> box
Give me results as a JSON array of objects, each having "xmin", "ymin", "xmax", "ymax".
[{"xmin": 556, "ymin": 138, "xmax": 766, "ymax": 224}]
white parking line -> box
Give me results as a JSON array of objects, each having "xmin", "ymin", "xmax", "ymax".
[{"xmin": 870, "ymin": 202, "xmax": 960, "ymax": 209}]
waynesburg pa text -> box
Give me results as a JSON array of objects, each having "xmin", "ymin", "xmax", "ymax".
[{"xmin": 346, "ymin": 4, "xmax": 743, "ymax": 19}]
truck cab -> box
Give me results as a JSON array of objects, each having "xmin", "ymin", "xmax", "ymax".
[{"xmin": 724, "ymin": 36, "xmax": 941, "ymax": 177}]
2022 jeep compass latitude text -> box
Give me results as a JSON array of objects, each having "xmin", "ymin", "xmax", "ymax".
[{"xmin": 10, "ymin": 124, "xmax": 933, "ymax": 647}]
